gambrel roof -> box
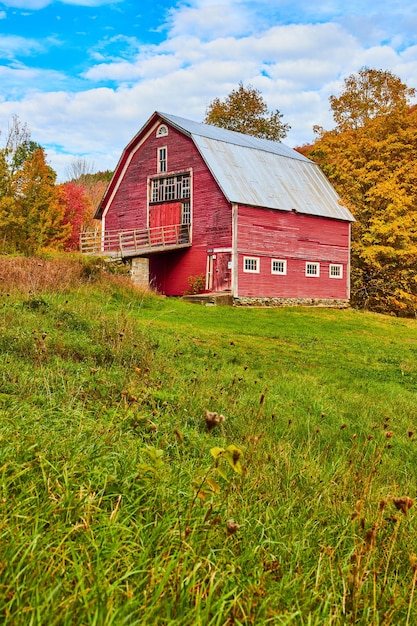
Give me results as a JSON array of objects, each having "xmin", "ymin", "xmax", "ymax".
[{"xmin": 97, "ymin": 111, "xmax": 354, "ymax": 222}]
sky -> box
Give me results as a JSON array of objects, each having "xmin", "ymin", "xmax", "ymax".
[{"xmin": 0, "ymin": 0, "xmax": 416, "ymax": 181}]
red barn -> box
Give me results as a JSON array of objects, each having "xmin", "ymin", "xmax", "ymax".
[{"xmin": 90, "ymin": 111, "xmax": 354, "ymax": 305}]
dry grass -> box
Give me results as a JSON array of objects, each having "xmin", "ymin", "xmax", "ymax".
[{"xmin": 0, "ymin": 254, "xmax": 138, "ymax": 295}]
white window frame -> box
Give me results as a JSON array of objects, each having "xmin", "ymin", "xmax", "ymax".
[
  {"xmin": 271, "ymin": 259, "xmax": 287, "ymax": 275},
  {"xmin": 181, "ymin": 201, "xmax": 191, "ymax": 225},
  {"xmin": 156, "ymin": 124, "xmax": 168, "ymax": 137},
  {"xmin": 158, "ymin": 147, "xmax": 167, "ymax": 173},
  {"xmin": 305, "ymin": 262, "xmax": 320, "ymax": 277},
  {"xmin": 150, "ymin": 173, "xmax": 191, "ymax": 204},
  {"xmin": 243, "ymin": 256, "xmax": 260, "ymax": 273},
  {"xmin": 329, "ymin": 264, "xmax": 343, "ymax": 279}
]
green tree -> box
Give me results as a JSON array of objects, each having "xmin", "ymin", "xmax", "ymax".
[
  {"xmin": 204, "ymin": 82, "xmax": 290, "ymax": 141},
  {"xmin": 303, "ymin": 71, "xmax": 417, "ymax": 315}
]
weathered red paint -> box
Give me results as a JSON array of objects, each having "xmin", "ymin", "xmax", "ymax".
[
  {"xmin": 236, "ymin": 205, "xmax": 350, "ymax": 299},
  {"xmin": 98, "ymin": 113, "xmax": 351, "ymax": 300}
]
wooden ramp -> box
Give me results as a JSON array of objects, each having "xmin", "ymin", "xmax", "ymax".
[{"xmin": 80, "ymin": 224, "xmax": 191, "ymax": 259}]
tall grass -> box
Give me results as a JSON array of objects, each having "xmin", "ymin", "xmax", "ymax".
[{"xmin": 0, "ymin": 255, "xmax": 416, "ymax": 624}]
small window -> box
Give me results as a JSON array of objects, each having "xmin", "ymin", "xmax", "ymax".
[
  {"xmin": 156, "ymin": 124, "xmax": 168, "ymax": 137},
  {"xmin": 243, "ymin": 257, "xmax": 260, "ymax": 273},
  {"xmin": 151, "ymin": 178, "xmax": 162, "ymax": 203},
  {"xmin": 158, "ymin": 147, "xmax": 167, "ymax": 173},
  {"xmin": 164, "ymin": 176, "xmax": 175, "ymax": 200},
  {"xmin": 181, "ymin": 202, "xmax": 191, "ymax": 225},
  {"xmin": 271, "ymin": 259, "xmax": 287, "ymax": 275},
  {"xmin": 180, "ymin": 175, "xmax": 190, "ymax": 198},
  {"xmin": 329, "ymin": 264, "xmax": 343, "ymax": 278},
  {"xmin": 306, "ymin": 262, "xmax": 320, "ymax": 277}
]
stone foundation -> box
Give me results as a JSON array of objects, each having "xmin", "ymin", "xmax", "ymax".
[
  {"xmin": 233, "ymin": 297, "xmax": 350, "ymax": 308},
  {"xmin": 130, "ymin": 258, "xmax": 149, "ymax": 288}
]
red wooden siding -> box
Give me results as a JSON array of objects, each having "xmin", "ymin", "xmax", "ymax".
[
  {"xmin": 101, "ymin": 114, "xmax": 351, "ymax": 300},
  {"xmin": 149, "ymin": 247, "xmax": 208, "ymax": 295},
  {"xmin": 236, "ymin": 205, "xmax": 350, "ymax": 299},
  {"xmin": 103, "ymin": 122, "xmax": 232, "ymax": 295}
]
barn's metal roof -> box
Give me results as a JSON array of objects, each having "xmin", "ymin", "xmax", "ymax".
[{"xmin": 158, "ymin": 112, "xmax": 354, "ymax": 222}]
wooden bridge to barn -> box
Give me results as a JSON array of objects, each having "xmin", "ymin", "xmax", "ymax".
[{"xmin": 79, "ymin": 223, "xmax": 191, "ymax": 259}]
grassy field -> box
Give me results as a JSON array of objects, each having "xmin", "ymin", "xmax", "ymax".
[{"xmin": 1, "ymin": 256, "xmax": 417, "ymax": 625}]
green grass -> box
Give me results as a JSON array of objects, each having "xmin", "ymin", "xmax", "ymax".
[{"xmin": 1, "ymin": 278, "xmax": 417, "ymax": 624}]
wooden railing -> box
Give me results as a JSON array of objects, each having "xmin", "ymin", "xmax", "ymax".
[{"xmin": 80, "ymin": 224, "xmax": 191, "ymax": 258}]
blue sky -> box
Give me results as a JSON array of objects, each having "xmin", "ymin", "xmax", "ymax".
[{"xmin": 0, "ymin": 0, "xmax": 416, "ymax": 180}]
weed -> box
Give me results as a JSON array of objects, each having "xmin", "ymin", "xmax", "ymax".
[{"xmin": 185, "ymin": 273, "xmax": 206, "ymax": 294}]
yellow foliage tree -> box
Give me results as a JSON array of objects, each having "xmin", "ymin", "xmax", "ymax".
[{"xmin": 302, "ymin": 70, "xmax": 417, "ymax": 315}]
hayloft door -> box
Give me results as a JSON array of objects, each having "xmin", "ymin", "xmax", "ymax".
[{"xmin": 149, "ymin": 203, "xmax": 182, "ymax": 244}]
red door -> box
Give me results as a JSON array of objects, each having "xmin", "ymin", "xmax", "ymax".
[
  {"xmin": 213, "ymin": 252, "xmax": 232, "ymax": 291},
  {"xmin": 149, "ymin": 203, "xmax": 181, "ymax": 245}
]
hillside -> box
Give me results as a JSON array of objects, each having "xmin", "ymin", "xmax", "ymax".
[{"xmin": 1, "ymin": 256, "xmax": 417, "ymax": 625}]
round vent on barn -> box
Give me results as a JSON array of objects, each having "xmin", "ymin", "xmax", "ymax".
[{"xmin": 156, "ymin": 124, "xmax": 168, "ymax": 137}]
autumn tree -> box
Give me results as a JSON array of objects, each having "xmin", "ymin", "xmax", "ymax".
[
  {"xmin": 57, "ymin": 182, "xmax": 90, "ymax": 251},
  {"xmin": 329, "ymin": 67, "xmax": 415, "ymax": 132},
  {"xmin": 64, "ymin": 160, "xmax": 112, "ymax": 237},
  {"xmin": 12, "ymin": 149, "xmax": 70, "ymax": 255},
  {"xmin": 304, "ymin": 69, "xmax": 417, "ymax": 315},
  {"xmin": 204, "ymin": 82, "xmax": 290, "ymax": 141},
  {"xmin": 0, "ymin": 116, "xmax": 70, "ymax": 255}
]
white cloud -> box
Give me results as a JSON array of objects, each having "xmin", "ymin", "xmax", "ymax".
[
  {"xmin": 0, "ymin": 0, "xmax": 416, "ymax": 181},
  {"xmin": 0, "ymin": 34, "xmax": 44, "ymax": 58},
  {"xmin": 166, "ymin": 1, "xmax": 253, "ymax": 39},
  {"xmin": 85, "ymin": 51, "xmax": 182, "ymax": 82}
]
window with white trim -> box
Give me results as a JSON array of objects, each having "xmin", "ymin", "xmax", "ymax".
[
  {"xmin": 329, "ymin": 264, "xmax": 343, "ymax": 278},
  {"xmin": 158, "ymin": 147, "xmax": 167, "ymax": 173},
  {"xmin": 181, "ymin": 202, "xmax": 191, "ymax": 224},
  {"xmin": 156, "ymin": 124, "xmax": 168, "ymax": 137},
  {"xmin": 243, "ymin": 256, "xmax": 260, "ymax": 273},
  {"xmin": 151, "ymin": 173, "xmax": 191, "ymax": 203},
  {"xmin": 305, "ymin": 262, "xmax": 320, "ymax": 277},
  {"xmin": 271, "ymin": 259, "xmax": 287, "ymax": 275}
]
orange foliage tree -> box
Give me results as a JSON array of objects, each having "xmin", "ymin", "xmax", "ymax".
[{"xmin": 0, "ymin": 117, "xmax": 70, "ymax": 255}]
